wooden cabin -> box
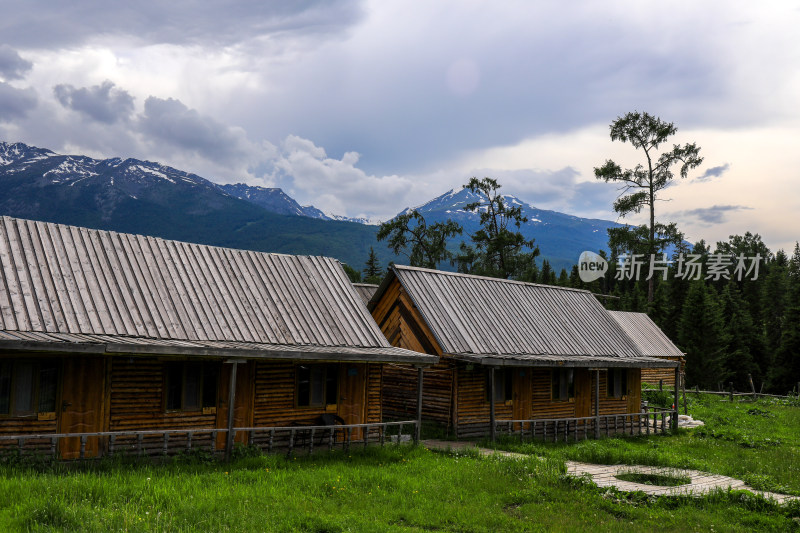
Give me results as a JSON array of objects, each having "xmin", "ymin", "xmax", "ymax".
[
  {"xmin": 0, "ymin": 216, "xmax": 434, "ymax": 459},
  {"xmin": 608, "ymin": 311, "xmax": 685, "ymax": 389},
  {"xmin": 368, "ymin": 265, "xmax": 678, "ymax": 438}
]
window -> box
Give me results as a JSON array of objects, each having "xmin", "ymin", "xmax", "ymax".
[
  {"xmin": 0, "ymin": 360, "xmax": 58, "ymax": 417},
  {"xmin": 485, "ymin": 369, "xmax": 513, "ymax": 403},
  {"xmin": 607, "ymin": 368, "xmax": 628, "ymax": 399},
  {"xmin": 165, "ymin": 362, "xmax": 219, "ymax": 411},
  {"xmin": 296, "ymin": 364, "xmax": 339, "ymax": 407},
  {"xmin": 551, "ymin": 369, "xmax": 574, "ymax": 401}
]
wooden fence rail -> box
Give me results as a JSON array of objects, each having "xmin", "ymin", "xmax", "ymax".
[
  {"xmin": 0, "ymin": 420, "xmax": 418, "ymax": 460},
  {"xmin": 495, "ymin": 408, "xmax": 674, "ymax": 443}
]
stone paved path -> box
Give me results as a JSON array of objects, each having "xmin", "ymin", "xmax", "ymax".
[{"xmin": 422, "ymin": 440, "xmax": 799, "ymax": 505}]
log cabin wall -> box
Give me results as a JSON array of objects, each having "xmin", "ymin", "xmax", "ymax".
[
  {"xmin": 641, "ymin": 358, "xmax": 682, "ymax": 387},
  {"xmin": 382, "ymin": 361, "xmax": 453, "ymax": 425},
  {"xmin": 455, "ymin": 364, "xmax": 512, "ymax": 438},
  {"xmin": 531, "ymin": 368, "xmax": 579, "ymax": 420},
  {"xmin": 251, "ymin": 361, "xmax": 380, "ymax": 427},
  {"xmin": 596, "ymin": 369, "xmax": 641, "ymax": 415},
  {"xmin": 0, "ymin": 353, "xmax": 60, "ymax": 449},
  {"xmin": 365, "ymin": 363, "xmax": 382, "ymax": 425},
  {"xmin": 371, "ymin": 277, "xmax": 453, "ymax": 425},
  {"xmin": 109, "ymin": 356, "xmax": 217, "ymax": 432}
]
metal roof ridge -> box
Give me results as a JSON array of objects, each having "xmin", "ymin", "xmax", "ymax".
[
  {"xmin": 391, "ymin": 264, "xmax": 593, "ymax": 295},
  {"xmin": 0, "ymin": 215, "xmax": 337, "ymax": 262}
]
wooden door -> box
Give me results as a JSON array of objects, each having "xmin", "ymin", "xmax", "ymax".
[
  {"xmin": 338, "ymin": 364, "xmax": 366, "ymax": 440},
  {"xmin": 58, "ymin": 357, "xmax": 106, "ymax": 459},
  {"xmin": 627, "ymin": 369, "xmax": 641, "ymax": 414},
  {"xmin": 216, "ymin": 362, "xmax": 254, "ymax": 449},
  {"xmin": 574, "ymin": 369, "xmax": 592, "ymax": 419},
  {"xmin": 512, "ymin": 368, "xmax": 532, "ymax": 429}
]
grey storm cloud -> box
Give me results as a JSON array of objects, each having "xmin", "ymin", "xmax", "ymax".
[
  {"xmin": 139, "ymin": 96, "xmax": 256, "ymax": 164},
  {"xmin": 696, "ymin": 163, "xmax": 730, "ymax": 180},
  {"xmin": 0, "ymin": 0, "xmax": 363, "ymax": 48},
  {"xmin": 676, "ymin": 205, "xmax": 753, "ymax": 225},
  {"xmin": 0, "ymin": 45, "xmax": 32, "ymax": 80},
  {"xmin": 54, "ymin": 81, "xmax": 135, "ymax": 124},
  {"xmin": 0, "ymin": 82, "xmax": 37, "ymax": 120}
]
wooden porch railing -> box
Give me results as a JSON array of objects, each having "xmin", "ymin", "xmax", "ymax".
[
  {"xmin": 0, "ymin": 420, "xmax": 418, "ymax": 460},
  {"xmin": 495, "ymin": 408, "xmax": 674, "ymax": 443}
]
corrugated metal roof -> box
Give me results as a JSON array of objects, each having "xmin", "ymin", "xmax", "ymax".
[
  {"xmin": 352, "ymin": 283, "xmax": 378, "ymax": 306},
  {"xmin": 0, "ymin": 216, "xmax": 434, "ymax": 363},
  {"xmin": 376, "ymin": 265, "xmax": 670, "ymax": 366},
  {"xmin": 607, "ymin": 311, "xmax": 684, "ymax": 358}
]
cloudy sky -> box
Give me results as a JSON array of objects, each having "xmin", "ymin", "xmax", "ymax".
[{"xmin": 1, "ymin": 1, "xmax": 798, "ymax": 252}]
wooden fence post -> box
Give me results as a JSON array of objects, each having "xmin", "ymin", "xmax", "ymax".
[
  {"xmin": 748, "ymin": 374, "xmax": 757, "ymax": 400},
  {"xmin": 729, "ymin": 382, "xmax": 734, "ymax": 402}
]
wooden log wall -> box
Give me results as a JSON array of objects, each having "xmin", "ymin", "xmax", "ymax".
[
  {"xmin": 109, "ymin": 356, "xmax": 217, "ymax": 432},
  {"xmin": 382, "ymin": 361, "xmax": 453, "ymax": 425},
  {"xmin": 455, "ymin": 364, "xmax": 512, "ymax": 438},
  {"xmin": 252, "ymin": 361, "xmax": 379, "ymax": 427},
  {"xmin": 641, "ymin": 358, "xmax": 682, "ymax": 387},
  {"xmin": 0, "ymin": 354, "xmax": 59, "ymax": 442},
  {"xmin": 371, "ymin": 277, "xmax": 453, "ymax": 426},
  {"xmin": 530, "ymin": 369, "xmax": 576, "ymax": 419},
  {"xmin": 365, "ymin": 363, "xmax": 382, "ymax": 425}
]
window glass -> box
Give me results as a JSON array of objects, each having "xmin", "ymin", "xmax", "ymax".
[
  {"xmin": 310, "ymin": 366, "xmax": 325, "ymax": 406},
  {"xmin": 297, "ymin": 366, "xmax": 311, "ymax": 407},
  {"xmin": 551, "ymin": 369, "xmax": 574, "ymax": 401},
  {"xmin": 38, "ymin": 361, "xmax": 58, "ymax": 412},
  {"xmin": 183, "ymin": 363, "xmax": 202, "ymax": 410},
  {"xmin": 165, "ymin": 363, "xmax": 183, "ymax": 410},
  {"xmin": 13, "ymin": 362, "xmax": 35, "ymax": 414},
  {"xmin": 0, "ymin": 362, "xmax": 10, "ymax": 415},
  {"xmin": 486, "ymin": 369, "xmax": 509, "ymax": 402},
  {"xmin": 202, "ymin": 363, "xmax": 218, "ymax": 408},
  {"xmin": 325, "ymin": 364, "xmax": 338, "ymax": 405},
  {"xmin": 607, "ymin": 368, "xmax": 628, "ymax": 398}
]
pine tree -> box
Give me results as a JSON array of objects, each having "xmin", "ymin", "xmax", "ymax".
[
  {"xmin": 679, "ymin": 281, "xmax": 728, "ymax": 389},
  {"xmin": 762, "ymin": 259, "xmax": 788, "ymax": 364},
  {"xmin": 362, "ymin": 247, "xmax": 384, "ymax": 284},
  {"xmin": 719, "ymin": 283, "xmax": 759, "ymax": 389},
  {"xmin": 769, "ymin": 271, "xmax": 800, "ymax": 393}
]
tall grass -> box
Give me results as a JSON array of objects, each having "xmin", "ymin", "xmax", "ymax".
[{"xmin": 1, "ymin": 393, "xmax": 798, "ymax": 531}]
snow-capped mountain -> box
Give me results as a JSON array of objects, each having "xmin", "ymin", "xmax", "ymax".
[
  {"xmin": 397, "ymin": 187, "xmax": 623, "ymax": 270},
  {"xmin": 217, "ymin": 183, "xmax": 331, "ymax": 220},
  {"xmin": 219, "ymin": 182, "xmax": 379, "ymax": 225},
  {"xmin": 0, "ymin": 141, "xmax": 383, "ymax": 268}
]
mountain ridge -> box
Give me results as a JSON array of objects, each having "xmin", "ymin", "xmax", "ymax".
[{"xmin": 1, "ymin": 141, "xmax": 621, "ymax": 272}]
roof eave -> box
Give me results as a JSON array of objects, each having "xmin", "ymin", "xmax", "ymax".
[
  {"xmin": 446, "ymin": 352, "xmax": 679, "ymax": 369},
  {"xmin": 0, "ymin": 340, "xmax": 438, "ymax": 365}
]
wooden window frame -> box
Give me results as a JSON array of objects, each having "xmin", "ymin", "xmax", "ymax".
[
  {"xmin": 163, "ymin": 361, "xmax": 219, "ymax": 413},
  {"xmin": 0, "ymin": 359, "xmax": 59, "ymax": 419},
  {"xmin": 550, "ymin": 369, "xmax": 575, "ymax": 402},
  {"xmin": 485, "ymin": 368, "xmax": 513, "ymax": 405},
  {"xmin": 295, "ymin": 363, "xmax": 339, "ymax": 409},
  {"xmin": 607, "ymin": 368, "xmax": 628, "ymax": 399}
]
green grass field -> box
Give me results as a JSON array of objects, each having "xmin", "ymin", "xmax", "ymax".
[{"xmin": 1, "ymin": 393, "xmax": 798, "ymax": 532}]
